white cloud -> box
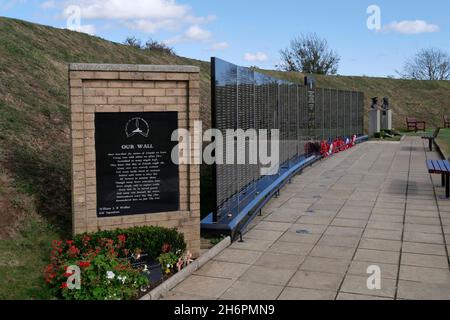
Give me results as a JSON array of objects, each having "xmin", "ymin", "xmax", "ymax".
[
  {"xmin": 244, "ymin": 52, "xmax": 269, "ymax": 62},
  {"xmin": 77, "ymin": 24, "xmax": 96, "ymax": 35},
  {"xmin": 56, "ymin": 0, "xmax": 214, "ymax": 36},
  {"xmin": 381, "ymin": 20, "xmax": 439, "ymax": 34},
  {"xmin": 184, "ymin": 25, "xmax": 211, "ymax": 41},
  {"xmin": 210, "ymin": 42, "xmax": 229, "ymax": 51},
  {"xmin": 165, "ymin": 25, "xmax": 211, "ymax": 44},
  {"xmin": 62, "ymin": 0, "xmax": 189, "ymax": 20},
  {"xmin": 43, "ymin": 0, "xmax": 220, "ymax": 45}
]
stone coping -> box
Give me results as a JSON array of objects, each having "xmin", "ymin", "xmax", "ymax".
[
  {"xmin": 69, "ymin": 63, "xmax": 200, "ymax": 73},
  {"xmin": 140, "ymin": 236, "xmax": 231, "ymax": 300}
]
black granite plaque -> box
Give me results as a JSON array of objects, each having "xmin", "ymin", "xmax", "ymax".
[{"xmin": 95, "ymin": 112, "xmax": 179, "ymax": 218}]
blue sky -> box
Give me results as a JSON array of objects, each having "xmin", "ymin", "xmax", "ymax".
[{"xmin": 1, "ymin": 0, "xmax": 449, "ymax": 77}]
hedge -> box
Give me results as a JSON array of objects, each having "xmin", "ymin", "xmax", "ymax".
[{"xmin": 72, "ymin": 226, "xmax": 186, "ymax": 259}]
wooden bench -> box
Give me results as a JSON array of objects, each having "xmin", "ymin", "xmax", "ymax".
[
  {"xmin": 406, "ymin": 117, "xmax": 426, "ymax": 132},
  {"xmin": 421, "ymin": 127, "xmax": 440, "ymax": 151},
  {"xmin": 444, "ymin": 115, "xmax": 450, "ymax": 128},
  {"xmin": 427, "ymin": 159, "xmax": 450, "ymax": 199}
]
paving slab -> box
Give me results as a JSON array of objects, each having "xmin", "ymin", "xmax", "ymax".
[
  {"xmin": 278, "ymin": 287, "xmax": 337, "ymax": 300},
  {"xmin": 194, "ymin": 261, "xmax": 250, "ymax": 280},
  {"xmin": 220, "ymin": 281, "xmax": 284, "ymax": 300},
  {"xmin": 309, "ymin": 245, "xmax": 356, "ymax": 260},
  {"xmin": 347, "ymin": 261, "xmax": 398, "ymax": 280},
  {"xmin": 254, "ymin": 221, "xmax": 292, "ymax": 232},
  {"xmin": 172, "ymin": 275, "xmax": 233, "ymax": 298},
  {"xmin": 288, "ymin": 270, "xmax": 344, "ymax": 291},
  {"xmin": 358, "ymin": 238, "xmax": 402, "ymax": 252},
  {"xmin": 399, "ymin": 265, "xmax": 450, "ymax": 284},
  {"xmin": 331, "ymin": 218, "xmax": 368, "ymax": 228},
  {"xmin": 401, "ymin": 253, "xmax": 449, "ymax": 269},
  {"xmin": 300, "ymin": 257, "xmax": 351, "ymax": 274},
  {"xmin": 268, "ymin": 240, "xmax": 315, "ymax": 255},
  {"xmin": 245, "ymin": 229, "xmax": 284, "ymax": 241},
  {"xmin": 336, "ymin": 293, "xmax": 393, "ymax": 300},
  {"xmin": 277, "ymin": 232, "xmax": 321, "ymax": 244},
  {"xmin": 214, "ymin": 249, "xmax": 263, "ymax": 265},
  {"xmin": 253, "ymin": 252, "xmax": 305, "ymax": 270},
  {"xmin": 229, "ymin": 238, "xmax": 275, "ymax": 252},
  {"xmin": 239, "ymin": 265, "xmax": 296, "ymax": 286},
  {"xmin": 402, "ymin": 242, "xmax": 448, "ymax": 256},
  {"xmin": 354, "ymin": 248, "xmax": 400, "ymax": 265},
  {"xmin": 325, "ymin": 226, "xmax": 364, "ymax": 237},
  {"xmin": 340, "ymin": 275, "xmax": 397, "ymax": 298},
  {"xmin": 397, "ymin": 280, "xmax": 450, "ymax": 300},
  {"xmin": 318, "ymin": 235, "xmax": 361, "ymax": 248},
  {"xmin": 403, "ymin": 231, "xmax": 444, "ymax": 244},
  {"xmin": 363, "ymin": 229, "xmax": 403, "ymax": 241}
]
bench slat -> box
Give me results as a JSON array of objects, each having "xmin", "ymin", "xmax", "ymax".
[
  {"xmin": 443, "ymin": 160, "xmax": 450, "ymax": 172},
  {"xmin": 428, "ymin": 160, "xmax": 438, "ymax": 173},
  {"xmin": 427, "ymin": 160, "xmax": 450, "ymax": 174},
  {"xmin": 426, "ymin": 160, "xmax": 434, "ymax": 172},
  {"xmin": 432, "ymin": 160, "xmax": 440, "ymax": 172},
  {"xmin": 437, "ymin": 161, "xmax": 446, "ymax": 172}
]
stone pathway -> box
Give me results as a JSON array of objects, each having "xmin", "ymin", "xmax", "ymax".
[{"xmin": 162, "ymin": 137, "xmax": 450, "ymax": 300}]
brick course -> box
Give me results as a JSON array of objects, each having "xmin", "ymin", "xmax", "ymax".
[{"xmin": 69, "ymin": 65, "xmax": 201, "ymax": 257}]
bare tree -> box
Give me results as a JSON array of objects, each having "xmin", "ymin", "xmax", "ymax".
[
  {"xmin": 123, "ymin": 36, "xmax": 142, "ymax": 49},
  {"xmin": 144, "ymin": 38, "xmax": 175, "ymax": 55},
  {"xmin": 399, "ymin": 48, "xmax": 450, "ymax": 80},
  {"xmin": 277, "ymin": 33, "xmax": 340, "ymax": 75}
]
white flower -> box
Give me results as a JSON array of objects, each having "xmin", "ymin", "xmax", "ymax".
[
  {"xmin": 106, "ymin": 271, "xmax": 115, "ymax": 280},
  {"xmin": 117, "ymin": 275, "xmax": 127, "ymax": 284}
]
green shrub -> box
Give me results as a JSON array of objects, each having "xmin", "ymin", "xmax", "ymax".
[{"xmin": 73, "ymin": 226, "xmax": 186, "ymax": 259}]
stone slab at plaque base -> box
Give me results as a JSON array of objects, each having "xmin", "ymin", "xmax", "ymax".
[
  {"xmin": 369, "ymin": 109, "xmax": 381, "ymax": 136},
  {"xmin": 381, "ymin": 109, "xmax": 393, "ymax": 131}
]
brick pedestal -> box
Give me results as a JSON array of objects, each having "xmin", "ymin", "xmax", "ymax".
[{"xmin": 69, "ymin": 64, "xmax": 200, "ymax": 257}]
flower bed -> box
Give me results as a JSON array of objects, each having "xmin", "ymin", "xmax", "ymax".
[{"xmin": 44, "ymin": 226, "xmax": 190, "ymax": 300}]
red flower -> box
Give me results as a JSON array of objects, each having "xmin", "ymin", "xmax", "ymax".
[
  {"xmin": 79, "ymin": 261, "xmax": 91, "ymax": 268},
  {"xmin": 68, "ymin": 245, "xmax": 80, "ymax": 258},
  {"xmin": 117, "ymin": 234, "xmax": 126, "ymax": 243},
  {"xmin": 60, "ymin": 282, "xmax": 68, "ymax": 289},
  {"xmin": 161, "ymin": 243, "xmax": 172, "ymax": 253}
]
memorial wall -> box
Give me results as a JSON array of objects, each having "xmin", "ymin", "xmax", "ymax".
[{"xmin": 211, "ymin": 58, "xmax": 364, "ymax": 212}]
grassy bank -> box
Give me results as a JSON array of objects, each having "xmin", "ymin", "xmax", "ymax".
[{"xmin": 436, "ymin": 128, "xmax": 450, "ymax": 159}]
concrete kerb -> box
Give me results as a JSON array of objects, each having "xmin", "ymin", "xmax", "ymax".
[
  {"xmin": 435, "ymin": 139, "xmax": 448, "ymax": 160},
  {"xmin": 140, "ymin": 236, "xmax": 232, "ymax": 300}
]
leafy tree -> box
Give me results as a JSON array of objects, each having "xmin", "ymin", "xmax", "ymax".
[{"xmin": 278, "ymin": 33, "xmax": 340, "ymax": 75}]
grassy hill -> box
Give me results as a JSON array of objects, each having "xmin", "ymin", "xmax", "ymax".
[{"xmin": 0, "ymin": 16, "xmax": 449, "ymax": 298}]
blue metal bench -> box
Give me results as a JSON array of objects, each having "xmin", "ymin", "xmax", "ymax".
[{"xmin": 427, "ymin": 159, "xmax": 450, "ymax": 199}]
